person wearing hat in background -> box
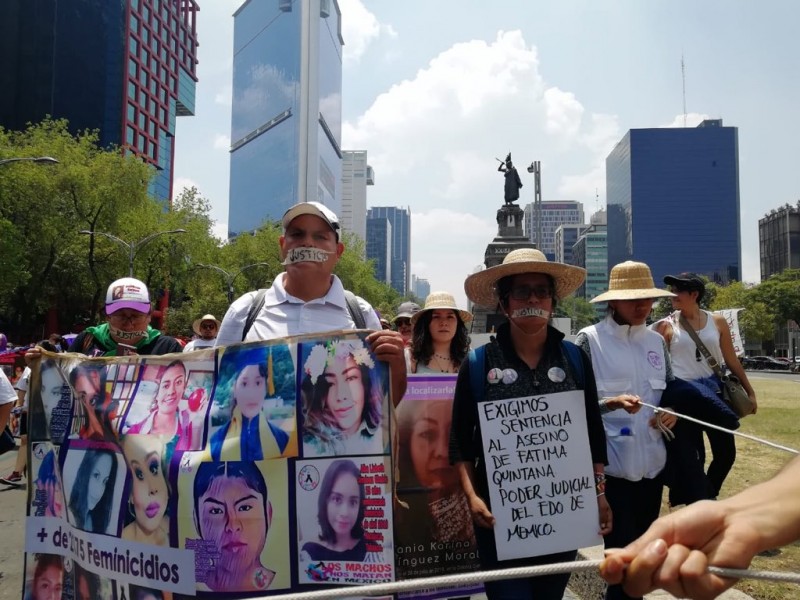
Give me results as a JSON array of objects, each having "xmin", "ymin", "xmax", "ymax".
[
  {"xmin": 215, "ymin": 201, "xmax": 406, "ymax": 406},
  {"xmin": 183, "ymin": 314, "xmax": 221, "ymax": 353},
  {"xmin": 407, "ymin": 292, "xmax": 471, "ymax": 374},
  {"xmin": 653, "ymin": 273, "xmax": 756, "ymax": 500},
  {"xmin": 393, "ymin": 301, "xmax": 421, "ymax": 346},
  {"xmin": 450, "ymin": 248, "xmax": 610, "ymax": 600},
  {"xmin": 68, "ymin": 277, "xmax": 183, "ymax": 357},
  {"xmin": 574, "ymin": 261, "xmax": 677, "ymax": 600}
]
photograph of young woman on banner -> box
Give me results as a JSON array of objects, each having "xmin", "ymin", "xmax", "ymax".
[
  {"xmin": 30, "ymin": 443, "xmax": 65, "ymax": 519},
  {"xmin": 119, "ymin": 434, "xmax": 173, "ymax": 546},
  {"xmin": 63, "ymin": 443, "xmax": 126, "ymax": 536},
  {"xmin": 74, "ymin": 563, "xmax": 113, "ymax": 600},
  {"xmin": 177, "ymin": 454, "xmax": 290, "ymax": 592},
  {"xmin": 68, "ymin": 363, "xmax": 116, "ymax": 441},
  {"xmin": 122, "ymin": 357, "xmax": 213, "ymax": 453},
  {"xmin": 24, "ymin": 553, "xmax": 65, "ymax": 600},
  {"xmin": 395, "ymin": 396, "xmax": 479, "ymax": 579},
  {"xmin": 207, "ymin": 343, "xmax": 297, "ymax": 460},
  {"xmin": 29, "ymin": 359, "xmax": 72, "ymax": 443},
  {"xmin": 300, "ymin": 335, "xmax": 389, "ymax": 457},
  {"xmin": 296, "ymin": 456, "xmax": 395, "ymax": 586},
  {"xmin": 125, "ymin": 582, "xmax": 174, "ymax": 600}
]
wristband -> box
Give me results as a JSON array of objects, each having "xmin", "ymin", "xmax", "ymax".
[{"xmin": 596, "ymin": 491, "xmax": 605, "ymax": 498}]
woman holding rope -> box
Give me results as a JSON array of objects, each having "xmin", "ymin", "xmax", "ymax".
[{"xmin": 575, "ymin": 261, "xmax": 677, "ymax": 600}]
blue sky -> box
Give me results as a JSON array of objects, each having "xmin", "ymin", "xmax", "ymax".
[{"xmin": 173, "ymin": 0, "xmax": 800, "ymax": 307}]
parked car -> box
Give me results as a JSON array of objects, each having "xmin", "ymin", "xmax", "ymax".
[{"xmin": 743, "ymin": 356, "xmax": 790, "ymax": 370}]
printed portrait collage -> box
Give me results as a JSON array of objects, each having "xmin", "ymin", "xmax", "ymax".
[{"xmin": 22, "ymin": 331, "xmax": 481, "ymax": 599}]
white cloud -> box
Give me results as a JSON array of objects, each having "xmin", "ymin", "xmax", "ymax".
[
  {"xmin": 214, "ymin": 85, "xmax": 232, "ymax": 107},
  {"xmin": 543, "ymin": 87, "xmax": 584, "ymax": 139},
  {"xmin": 212, "ymin": 221, "xmax": 229, "ymax": 243},
  {"xmin": 172, "ymin": 177, "xmax": 200, "ymax": 201},
  {"xmin": 661, "ymin": 112, "xmax": 709, "ymax": 128},
  {"xmin": 213, "ymin": 134, "xmax": 231, "ymax": 150},
  {"xmin": 339, "ymin": 0, "xmax": 396, "ymax": 64}
]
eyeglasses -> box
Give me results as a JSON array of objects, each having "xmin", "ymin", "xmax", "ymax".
[
  {"xmin": 200, "ymin": 322, "xmax": 217, "ymax": 330},
  {"xmin": 509, "ymin": 285, "xmax": 553, "ymax": 301},
  {"xmin": 109, "ymin": 313, "xmax": 148, "ymax": 325},
  {"xmin": 395, "ymin": 318, "xmax": 411, "ymax": 327}
]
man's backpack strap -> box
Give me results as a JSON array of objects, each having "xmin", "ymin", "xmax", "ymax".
[
  {"xmin": 561, "ymin": 340, "xmax": 585, "ymax": 388},
  {"xmin": 242, "ymin": 289, "xmax": 268, "ymax": 342},
  {"xmin": 343, "ymin": 290, "xmax": 367, "ymax": 329}
]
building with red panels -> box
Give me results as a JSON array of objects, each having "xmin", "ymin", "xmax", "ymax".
[{"xmin": 0, "ymin": 0, "xmax": 199, "ymax": 204}]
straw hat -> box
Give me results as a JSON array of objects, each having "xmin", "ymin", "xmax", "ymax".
[
  {"xmin": 410, "ymin": 291, "xmax": 473, "ymax": 326},
  {"xmin": 590, "ymin": 261, "xmax": 675, "ymax": 303},
  {"xmin": 192, "ymin": 314, "xmax": 221, "ymax": 335},
  {"xmin": 464, "ymin": 248, "xmax": 586, "ymax": 308}
]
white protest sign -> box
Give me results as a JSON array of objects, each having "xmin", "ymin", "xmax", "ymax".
[
  {"xmin": 714, "ymin": 308, "xmax": 745, "ymax": 356},
  {"xmin": 477, "ymin": 390, "xmax": 602, "ymax": 561}
]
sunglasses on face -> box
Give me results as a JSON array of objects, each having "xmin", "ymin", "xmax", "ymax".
[
  {"xmin": 395, "ymin": 319, "xmax": 411, "ymax": 327},
  {"xmin": 509, "ymin": 285, "xmax": 553, "ymax": 301},
  {"xmin": 200, "ymin": 323, "xmax": 217, "ymax": 330}
]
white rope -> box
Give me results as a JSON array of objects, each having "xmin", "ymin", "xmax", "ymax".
[
  {"xmin": 641, "ymin": 402, "xmax": 800, "ymax": 455},
  {"xmin": 253, "ymin": 560, "xmax": 800, "ymax": 600}
]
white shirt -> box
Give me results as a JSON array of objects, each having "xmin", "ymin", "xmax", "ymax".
[
  {"xmin": 15, "ymin": 366, "xmax": 30, "ymax": 409},
  {"xmin": 0, "ymin": 370, "xmax": 16, "ymax": 406},
  {"xmin": 183, "ymin": 338, "xmax": 216, "ymax": 353},
  {"xmin": 216, "ymin": 273, "xmax": 380, "ymax": 347},
  {"xmin": 576, "ymin": 316, "xmax": 669, "ymax": 481},
  {"xmin": 657, "ymin": 310, "xmax": 723, "ymax": 380}
]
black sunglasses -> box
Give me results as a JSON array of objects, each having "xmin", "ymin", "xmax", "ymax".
[{"xmin": 509, "ymin": 285, "xmax": 553, "ymax": 301}]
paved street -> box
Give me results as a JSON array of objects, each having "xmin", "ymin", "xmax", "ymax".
[{"xmin": 0, "ymin": 445, "xmax": 25, "ymax": 600}]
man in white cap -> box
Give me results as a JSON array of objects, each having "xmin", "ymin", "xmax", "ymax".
[
  {"xmin": 68, "ymin": 277, "xmax": 182, "ymax": 356},
  {"xmin": 216, "ymin": 201, "xmax": 406, "ymax": 404},
  {"xmin": 183, "ymin": 314, "xmax": 221, "ymax": 352}
]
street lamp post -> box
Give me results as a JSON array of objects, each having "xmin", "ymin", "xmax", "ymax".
[
  {"xmin": 197, "ymin": 263, "xmax": 270, "ymax": 304},
  {"xmin": 0, "ymin": 156, "xmax": 59, "ymax": 167},
  {"xmin": 79, "ymin": 229, "xmax": 187, "ymax": 276}
]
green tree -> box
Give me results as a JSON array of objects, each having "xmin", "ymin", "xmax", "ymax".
[
  {"xmin": 557, "ymin": 295, "xmax": 598, "ymax": 332},
  {"xmin": 753, "ymin": 269, "xmax": 800, "ymax": 326},
  {"xmin": 710, "ymin": 281, "xmax": 775, "ymax": 342}
]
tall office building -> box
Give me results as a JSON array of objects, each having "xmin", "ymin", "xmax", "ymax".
[
  {"xmin": 366, "ymin": 206, "xmax": 411, "ymax": 295},
  {"xmin": 0, "ymin": 0, "xmax": 199, "ymax": 203},
  {"xmin": 554, "ymin": 223, "xmax": 587, "ymax": 265},
  {"xmin": 523, "ymin": 201, "xmax": 584, "ymax": 260},
  {"xmin": 759, "ymin": 202, "xmax": 800, "ymax": 280},
  {"xmin": 341, "ymin": 150, "xmax": 373, "ymax": 241},
  {"xmin": 573, "ymin": 220, "xmax": 608, "ymax": 316},
  {"xmin": 366, "ymin": 217, "xmax": 391, "ymax": 284},
  {"xmin": 412, "ymin": 275, "xmax": 431, "ymax": 301},
  {"xmin": 228, "ymin": 0, "xmax": 343, "ymax": 237},
  {"xmin": 606, "ymin": 119, "xmax": 741, "ymax": 284}
]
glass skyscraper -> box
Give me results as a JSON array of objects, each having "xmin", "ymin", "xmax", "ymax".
[
  {"xmin": 606, "ymin": 119, "xmax": 741, "ymax": 284},
  {"xmin": 0, "ymin": 0, "xmax": 198, "ymax": 204},
  {"xmin": 366, "ymin": 206, "xmax": 411, "ymax": 295},
  {"xmin": 229, "ymin": 0, "xmax": 343, "ymax": 237}
]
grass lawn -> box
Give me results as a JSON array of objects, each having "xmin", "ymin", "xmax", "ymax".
[{"xmin": 667, "ymin": 376, "xmax": 800, "ymax": 600}]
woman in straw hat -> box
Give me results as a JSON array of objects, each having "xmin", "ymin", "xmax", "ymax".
[
  {"xmin": 575, "ymin": 261, "xmax": 677, "ymax": 600},
  {"xmin": 451, "ymin": 248, "xmax": 610, "ymax": 600},
  {"xmin": 407, "ymin": 292, "xmax": 472, "ymax": 374}
]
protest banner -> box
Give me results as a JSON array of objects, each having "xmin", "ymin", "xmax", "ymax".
[
  {"xmin": 477, "ymin": 390, "xmax": 602, "ymax": 561},
  {"xmin": 22, "ymin": 331, "xmax": 395, "ymax": 599},
  {"xmin": 395, "ymin": 375, "xmax": 482, "ymax": 600},
  {"xmin": 714, "ymin": 308, "xmax": 745, "ymax": 356}
]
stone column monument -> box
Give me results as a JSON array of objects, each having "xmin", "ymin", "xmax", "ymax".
[{"xmin": 470, "ymin": 161, "xmax": 537, "ymax": 333}]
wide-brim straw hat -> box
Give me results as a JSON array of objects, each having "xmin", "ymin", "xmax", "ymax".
[
  {"xmin": 464, "ymin": 248, "xmax": 586, "ymax": 308},
  {"xmin": 590, "ymin": 261, "xmax": 676, "ymax": 303},
  {"xmin": 410, "ymin": 291, "xmax": 473, "ymax": 326},
  {"xmin": 192, "ymin": 314, "xmax": 221, "ymax": 335}
]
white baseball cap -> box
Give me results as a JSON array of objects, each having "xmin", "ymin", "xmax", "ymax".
[
  {"xmin": 105, "ymin": 277, "xmax": 151, "ymax": 314},
  {"xmin": 281, "ymin": 202, "xmax": 340, "ymax": 240}
]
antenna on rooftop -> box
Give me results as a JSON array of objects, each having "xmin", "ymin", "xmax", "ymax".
[
  {"xmin": 681, "ymin": 54, "xmax": 687, "ymax": 127},
  {"xmin": 595, "ymin": 188, "xmax": 600, "ymax": 213}
]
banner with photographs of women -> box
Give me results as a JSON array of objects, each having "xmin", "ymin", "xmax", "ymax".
[
  {"xmin": 23, "ymin": 332, "xmax": 405, "ymax": 599},
  {"xmin": 395, "ymin": 375, "xmax": 482, "ymax": 600}
]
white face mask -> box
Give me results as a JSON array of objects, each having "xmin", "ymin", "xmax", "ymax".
[
  {"xmin": 109, "ymin": 328, "xmax": 147, "ymax": 344},
  {"xmin": 509, "ymin": 307, "xmax": 550, "ymax": 320},
  {"xmin": 281, "ymin": 247, "xmax": 334, "ymax": 265}
]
